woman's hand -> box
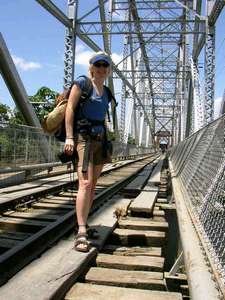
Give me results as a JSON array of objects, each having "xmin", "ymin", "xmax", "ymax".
[{"xmin": 64, "ymin": 138, "xmax": 74, "ymax": 155}]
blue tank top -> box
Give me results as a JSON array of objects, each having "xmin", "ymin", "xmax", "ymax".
[{"xmin": 73, "ymin": 76, "xmax": 110, "ymax": 134}]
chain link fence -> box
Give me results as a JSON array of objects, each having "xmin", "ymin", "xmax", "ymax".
[
  {"xmin": 0, "ymin": 123, "xmax": 61, "ymax": 167},
  {"xmin": 0, "ymin": 123, "xmax": 153, "ymax": 188},
  {"xmin": 169, "ymin": 115, "xmax": 225, "ymax": 294}
]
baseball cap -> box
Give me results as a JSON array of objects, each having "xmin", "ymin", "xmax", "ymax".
[{"xmin": 89, "ymin": 52, "xmax": 111, "ymax": 65}]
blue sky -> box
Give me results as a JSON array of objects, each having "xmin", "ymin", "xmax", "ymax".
[{"xmin": 0, "ymin": 1, "xmax": 224, "ymax": 115}]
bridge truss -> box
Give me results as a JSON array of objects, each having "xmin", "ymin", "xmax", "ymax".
[{"xmin": 54, "ymin": 0, "xmax": 224, "ymax": 146}]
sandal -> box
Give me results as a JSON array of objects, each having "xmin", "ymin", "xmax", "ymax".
[
  {"xmin": 87, "ymin": 225, "xmax": 99, "ymax": 239},
  {"xmin": 74, "ymin": 232, "xmax": 90, "ymax": 252}
]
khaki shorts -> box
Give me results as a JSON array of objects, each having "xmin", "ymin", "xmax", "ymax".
[{"xmin": 75, "ymin": 133, "xmax": 112, "ymax": 167}]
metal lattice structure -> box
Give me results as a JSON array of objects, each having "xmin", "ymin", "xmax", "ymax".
[
  {"xmin": 61, "ymin": 0, "xmax": 223, "ymax": 145},
  {"xmin": 63, "ymin": 0, "xmax": 78, "ymax": 89}
]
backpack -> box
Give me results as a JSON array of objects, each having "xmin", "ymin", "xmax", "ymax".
[
  {"xmin": 50, "ymin": 76, "xmax": 117, "ymax": 142},
  {"xmin": 41, "ymin": 76, "xmax": 92, "ymax": 135}
]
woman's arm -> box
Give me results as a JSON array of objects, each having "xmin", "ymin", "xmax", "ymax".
[{"xmin": 64, "ymin": 84, "xmax": 81, "ymax": 154}]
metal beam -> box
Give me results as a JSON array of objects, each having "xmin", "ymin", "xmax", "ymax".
[
  {"xmin": 192, "ymin": 0, "xmax": 202, "ymax": 60},
  {"xmin": 128, "ymin": 13, "xmax": 140, "ymax": 144},
  {"xmin": 193, "ymin": 0, "xmax": 224, "ymax": 59},
  {"xmin": 98, "ymin": 0, "xmax": 119, "ymax": 135},
  {"xmin": 63, "ymin": 0, "xmax": 78, "ymax": 89},
  {"xmin": 35, "ymin": 0, "xmax": 72, "ymax": 28},
  {"xmin": 0, "ymin": 33, "xmax": 41, "ymax": 128},
  {"xmin": 78, "ymin": 0, "xmax": 108, "ymax": 22},
  {"xmin": 130, "ymin": 0, "xmax": 156, "ymax": 124}
]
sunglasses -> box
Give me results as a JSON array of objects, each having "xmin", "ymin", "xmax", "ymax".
[{"xmin": 93, "ymin": 61, "xmax": 109, "ymax": 68}]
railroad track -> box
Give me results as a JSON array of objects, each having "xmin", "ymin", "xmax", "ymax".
[
  {"xmin": 0, "ymin": 154, "xmax": 159, "ymax": 286},
  {"xmin": 0, "ymin": 154, "xmax": 189, "ymax": 300}
]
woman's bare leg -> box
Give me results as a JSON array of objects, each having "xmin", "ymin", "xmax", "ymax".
[
  {"xmin": 76, "ymin": 163, "xmax": 94, "ymax": 235},
  {"xmin": 89, "ymin": 164, "xmax": 104, "ymax": 210}
]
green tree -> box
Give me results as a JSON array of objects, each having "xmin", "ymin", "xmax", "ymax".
[
  {"xmin": 2, "ymin": 87, "xmax": 59, "ymax": 125},
  {"xmin": 107, "ymin": 130, "xmax": 116, "ymax": 141},
  {"xmin": 9, "ymin": 108, "xmax": 25, "ymax": 125},
  {"xmin": 29, "ymin": 86, "xmax": 59, "ymax": 121},
  {"xmin": 0, "ymin": 134, "xmax": 12, "ymax": 167},
  {"xmin": 0, "ymin": 103, "xmax": 12, "ymax": 123},
  {"xmin": 127, "ymin": 134, "xmax": 136, "ymax": 145}
]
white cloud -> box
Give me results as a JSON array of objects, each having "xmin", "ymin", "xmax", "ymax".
[
  {"xmin": 75, "ymin": 44, "xmax": 93, "ymax": 67},
  {"xmin": 12, "ymin": 55, "xmax": 42, "ymax": 71}
]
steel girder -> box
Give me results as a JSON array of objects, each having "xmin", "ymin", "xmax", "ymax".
[
  {"xmin": 204, "ymin": 2, "xmax": 216, "ymax": 123},
  {"xmin": 36, "ymin": 0, "xmax": 72, "ymax": 27},
  {"xmin": 120, "ymin": 34, "xmax": 129, "ymax": 142},
  {"xmin": 98, "ymin": 0, "xmax": 119, "ymax": 135},
  {"xmin": 128, "ymin": 12, "xmax": 139, "ymax": 145},
  {"xmin": 63, "ymin": 1, "xmax": 78, "ymax": 89},
  {"xmin": 0, "ymin": 33, "xmax": 41, "ymax": 128}
]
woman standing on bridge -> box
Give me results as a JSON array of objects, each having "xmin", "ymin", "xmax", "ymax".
[{"xmin": 64, "ymin": 51, "xmax": 113, "ymax": 252}]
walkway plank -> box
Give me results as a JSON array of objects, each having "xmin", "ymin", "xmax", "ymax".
[
  {"xmin": 123, "ymin": 165, "xmax": 154, "ymax": 193},
  {"xmin": 85, "ymin": 267, "xmax": 165, "ymax": 290},
  {"xmin": 65, "ymin": 283, "xmax": 183, "ymax": 300},
  {"xmin": 111, "ymin": 228, "xmax": 166, "ymax": 247},
  {"xmin": 142, "ymin": 182, "xmax": 159, "ymax": 192},
  {"xmin": 102, "ymin": 244, "xmax": 162, "ymax": 257},
  {"xmin": 148, "ymin": 159, "xmax": 164, "ymax": 185},
  {"xmin": 130, "ymin": 191, "xmax": 158, "ymax": 214},
  {"xmin": 96, "ymin": 254, "xmax": 164, "ymax": 272},
  {"xmin": 118, "ymin": 218, "xmax": 168, "ymax": 232},
  {"xmin": 125, "ymin": 215, "xmax": 166, "ymax": 223}
]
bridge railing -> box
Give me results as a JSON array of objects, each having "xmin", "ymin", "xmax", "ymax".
[
  {"xmin": 169, "ymin": 115, "xmax": 225, "ymax": 299},
  {"xmin": 0, "ymin": 123, "xmax": 153, "ymax": 188}
]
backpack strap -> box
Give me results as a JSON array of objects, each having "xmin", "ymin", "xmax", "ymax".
[
  {"xmin": 104, "ymin": 86, "xmax": 118, "ymax": 124},
  {"xmin": 73, "ymin": 75, "xmax": 93, "ymax": 121},
  {"xmin": 75, "ymin": 75, "xmax": 93, "ymax": 101}
]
